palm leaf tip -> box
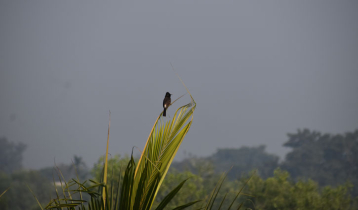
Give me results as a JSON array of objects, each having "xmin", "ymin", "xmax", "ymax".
[{"xmin": 132, "ymin": 83, "xmax": 196, "ymax": 209}]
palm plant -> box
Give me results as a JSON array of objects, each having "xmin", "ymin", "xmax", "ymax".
[
  {"xmin": 44, "ymin": 78, "xmax": 199, "ymax": 210},
  {"xmin": 41, "ymin": 77, "xmax": 250, "ymax": 210}
]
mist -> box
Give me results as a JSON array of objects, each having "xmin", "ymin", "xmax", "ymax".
[{"xmin": 1, "ymin": 0, "xmax": 357, "ymax": 170}]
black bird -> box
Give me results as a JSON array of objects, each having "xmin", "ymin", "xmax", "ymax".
[{"xmin": 163, "ymin": 92, "xmax": 172, "ymax": 117}]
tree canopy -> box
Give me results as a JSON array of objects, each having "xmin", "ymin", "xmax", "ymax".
[
  {"xmin": 282, "ymin": 129, "xmax": 358, "ymax": 195},
  {"xmin": 0, "ymin": 137, "xmax": 26, "ymax": 174}
]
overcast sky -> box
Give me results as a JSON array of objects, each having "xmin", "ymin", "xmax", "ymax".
[{"xmin": 1, "ymin": 1, "xmax": 357, "ymax": 169}]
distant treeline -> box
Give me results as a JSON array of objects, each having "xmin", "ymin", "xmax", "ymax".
[
  {"xmin": 1, "ymin": 128, "xmax": 357, "ymax": 209},
  {"xmin": 172, "ymin": 129, "xmax": 358, "ymax": 196}
]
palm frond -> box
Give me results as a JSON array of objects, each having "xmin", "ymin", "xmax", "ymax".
[
  {"xmin": 131, "ymin": 80, "xmax": 196, "ymax": 209},
  {"xmin": 0, "ymin": 187, "xmax": 9, "ymax": 199}
]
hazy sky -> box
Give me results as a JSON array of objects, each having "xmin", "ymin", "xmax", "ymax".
[{"xmin": 1, "ymin": 1, "xmax": 357, "ymax": 169}]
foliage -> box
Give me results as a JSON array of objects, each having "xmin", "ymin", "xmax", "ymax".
[
  {"xmin": 0, "ymin": 137, "xmax": 27, "ymax": 174},
  {"xmin": 152, "ymin": 170, "xmax": 205, "ymax": 209},
  {"xmin": 128, "ymin": 84, "xmax": 197, "ymax": 210},
  {"xmin": 171, "ymin": 157, "xmax": 216, "ymax": 178},
  {"xmin": 0, "ymin": 170, "xmax": 53, "ymax": 210},
  {"xmin": 243, "ymin": 169, "xmax": 357, "ymax": 210},
  {"xmin": 90, "ymin": 156, "xmax": 249, "ymax": 210},
  {"xmin": 91, "ymin": 154, "xmax": 130, "ymax": 183},
  {"xmin": 281, "ymin": 129, "xmax": 358, "ymax": 195},
  {"xmin": 44, "ymin": 82, "xmax": 199, "ymax": 210},
  {"xmin": 39, "ymin": 156, "xmax": 90, "ymax": 183},
  {"xmin": 163, "ymin": 160, "xmax": 248, "ymax": 209},
  {"xmin": 211, "ymin": 146, "xmax": 279, "ymax": 179},
  {"xmin": 2, "ymin": 100, "xmax": 357, "ymax": 210},
  {"xmin": 173, "ymin": 146, "xmax": 279, "ymax": 180},
  {"xmin": 91, "ymin": 155, "xmax": 205, "ymax": 209},
  {"xmin": 0, "ymin": 138, "xmax": 53, "ymax": 210},
  {"xmin": 44, "ymin": 155, "xmax": 201, "ymax": 210}
]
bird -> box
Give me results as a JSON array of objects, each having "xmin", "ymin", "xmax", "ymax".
[{"xmin": 163, "ymin": 92, "xmax": 172, "ymax": 117}]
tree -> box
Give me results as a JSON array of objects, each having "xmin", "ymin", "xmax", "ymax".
[
  {"xmin": 38, "ymin": 155, "xmax": 90, "ymax": 183},
  {"xmin": 281, "ymin": 129, "xmax": 358, "ymax": 196},
  {"xmin": 243, "ymin": 169, "xmax": 356, "ymax": 210},
  {"xmin": 0, "ymin": 170, "xmax": 53, "ymax": 210},
  {"xmin": 91, "ymin": 155, "xmax": 246, "ymax": 210},
  {"xmin": 68, "ymin": 155, "xmax": 89, "ymax": 180},
  {"xmin": 0, "ymin": 137, "xmax": 26, "ymax": 174},
  {"xmin": 173, "ymin": 145, "xmax": 279, "ymax": 180},
  {"xmin": 211, "ymin": 145, "xmax": 279, "ymax": 179},
  {"xmin": 91, "ymin": 154, "xmax": 130, "ymax": 182}
]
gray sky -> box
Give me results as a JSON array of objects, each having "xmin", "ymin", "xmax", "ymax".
[{"xmin": 1, "ymin": 1, "xmax": 357, "ymax": 169}]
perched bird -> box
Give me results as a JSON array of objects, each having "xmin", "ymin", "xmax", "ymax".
[{"xmin": 163, "ymin": 92, "xmax": 172, "ymax": 117}]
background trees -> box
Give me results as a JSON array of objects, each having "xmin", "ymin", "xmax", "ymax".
[
  {"xmin": 172, "ymin": 145, "xmax": 279, "ymax": 180},
  {"xmin": 0, "ymin": 137, "xmax": 26, "ymax": 174},
  {"xmin": 244, "ymin": 169, "xmax": 355, "ymax": 210},
  {"xmin": 1, "ymin": 128, "xmax": 358, "ymax": 209},
  {"xmin": 0, "ymin": 170, "xmax": 53, "ymax": 210},
  {"xmin": 281, "ymin": 129, "xmax": 358, "ymax": 196}
]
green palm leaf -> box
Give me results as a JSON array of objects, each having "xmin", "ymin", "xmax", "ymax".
[
  {"xmin": 130, "ymin": 84, "xmax": 196, "ymax": 210},
  {"xmin": 0, "ymin": 187, "xmax": 9, "ymax": 199},
  {"xmin": 155, "ymin": 178, "xmax": 200, "ymax": 210},
  {"xmin": 43, "ymin": 74, "xmax": 196, "ymax": 210}
]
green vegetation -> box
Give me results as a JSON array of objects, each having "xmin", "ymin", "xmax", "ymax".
[
  {"xmin": 245, "ymin": 169, "xmax": 356, "ymax": 210},
  {"xmin": 1, "ymin": 127, "xmax": 358, "ymax": 209},
  {"xmin": 89, "ymin": 155, "xmax": 358, "ymax": 210},
  {"xmin": 172, "ymin": 129, "xmax": 358, "ymax": 198},
  {"xmin": 281, "ymin": 129, "xmax": 358, "ymax": 196},
  {"xmin": 1, "ymin": 92, "xmax": 358, "ymax": 209},
  {"xmin": 0, "ymin": 170, "xmax": 53, "ymax": 210},
  {"xmin": 42, "ymin": 84, "xmax": 201, "ymax": 210},
  {"xmin": 0, "ymin": 137, "xmax": 26, "ymax": 174},
  {"xmin": 172, "ymin": 145, "xmax": 279, "ymax": 180}
]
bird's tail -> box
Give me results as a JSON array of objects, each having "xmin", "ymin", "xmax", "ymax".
[{"xmin": 163, "ymin": 108, "xmax": 166, "ymax": 117}]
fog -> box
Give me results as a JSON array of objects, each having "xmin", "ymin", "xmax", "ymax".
[{"xmin": 1, "ymin": 0, "xmax": 357, "ymax": 169}]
